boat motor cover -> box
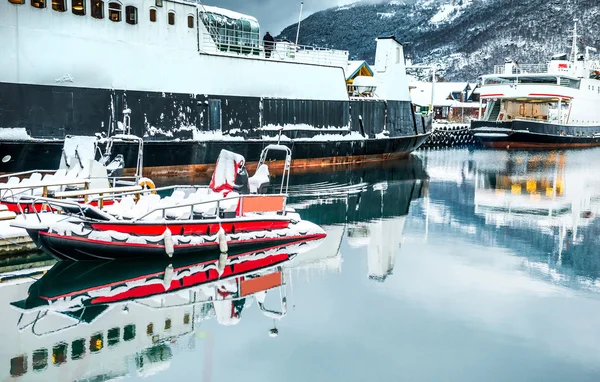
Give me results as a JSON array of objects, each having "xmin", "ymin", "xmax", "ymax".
[{"xmin": 210, "ymin": 150, "xmax": 249, "ymax": 195}]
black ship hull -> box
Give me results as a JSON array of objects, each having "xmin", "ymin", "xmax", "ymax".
[
  {"xmin": 0, "ymin": 134, "xmax": 430, "ymax": 176},
  {"xmin": 0, "ymin": 82, "xmax": 431, "ymax": 175},
  {"xmin": 471, "ymin": 120, "xmax": 600, "ymax": 149}
]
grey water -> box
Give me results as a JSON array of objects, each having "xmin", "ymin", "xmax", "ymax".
[{"xmin": 3, "ymin": 149, "xmax": 600, "ymax": 381}]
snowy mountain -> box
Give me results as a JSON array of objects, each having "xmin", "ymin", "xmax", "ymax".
[{"xmin": 277, "ymin": 0, "xmax": 600, "ymax": 81}]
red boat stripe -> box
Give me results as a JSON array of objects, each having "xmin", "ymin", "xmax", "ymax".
[
  {"xmin": 481, "ymin": 93, "xmax": 504, "ymax": 97},
  {"xmin": 91, "ymin": 220, "xmax": 290, "ymax": 236},
  {"xmin": 528, "ymin": 93, "xmax": 573, "ymax": 99}
]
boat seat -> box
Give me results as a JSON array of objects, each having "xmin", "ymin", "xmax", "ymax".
[
  {"xmin": 102, "ymin": 195, "xmax": 136, "ymax": 219},
  {"xmin": 7, "ymin": 177, "xmax": 20, "ymax": 186},
  {"xmin": 29, "ymin": 173, "xmax": 43, "ymax": 182},
  {"xmin": 249, "ymin": 164, "xmax": 270, "ymax": 194},
  {"xmin": 48, "ymin": 169, "xmax": 67, "ymax": 192}
]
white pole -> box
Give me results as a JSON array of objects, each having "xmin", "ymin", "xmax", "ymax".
[
  {"xmin": 430, "ymin": 67, "xmax": 436, "ymax": 117},
  {"xmin": 295, "ymin": 2, "xmax": 304, "ymax": 46}
]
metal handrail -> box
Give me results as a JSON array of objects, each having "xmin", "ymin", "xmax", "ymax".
[
  {"xmin": 198, "ymin": 26, "xmax": 348, "ymax": 67},
  {"xmin": 17, "ymin": 196, "xmax": 87, "ymax": 223},
  {"xmin": 86, "ymin": 185, "xmax": 210, "ymax": 204}
]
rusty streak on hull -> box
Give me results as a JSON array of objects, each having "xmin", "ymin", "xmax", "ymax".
[{"xmin": 125, "ymin": 151, "xmax": 413, "ymax": 178}]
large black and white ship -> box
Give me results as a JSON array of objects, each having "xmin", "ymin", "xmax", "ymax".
[
  {"xmin": 0, "ymin": 0, "xmax": 431, "ymax": 175},
  {"xmin": 471, "ymin": 23, "xmax": 600, "ymax": 149}
]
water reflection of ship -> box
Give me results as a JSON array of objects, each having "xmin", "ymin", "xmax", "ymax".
[
  {"xmin": 288, "ymin": 156, "xmax": 429, "ymax": 282},
  {"xmin": 422, "ymin": 149, "xmax": 600, "ymax": 286},
  {"xmin": 2, "ymin": 240, "xmax": 322, "ymax": 381}
]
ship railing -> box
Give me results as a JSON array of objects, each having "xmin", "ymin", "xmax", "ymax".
[
  {"xmin": 493, "ymin": 64, "xmax": 548, "ymax": 74},
  {"xmin": 198, "ymin": 26, "xmax": 349, "ymax": 68}
]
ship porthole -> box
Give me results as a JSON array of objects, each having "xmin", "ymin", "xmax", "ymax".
[{"xmin": 2, "ymin": 155, "xmax": 11, "ymax": 163}]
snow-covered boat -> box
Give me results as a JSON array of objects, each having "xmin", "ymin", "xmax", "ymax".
[
  {"xmin": 471, "ymin": 22, "xmax": 600, "ymax": 149},
  {"xmin": 0, "ymin": 113, "xmax": 152, "ymax": 215},
  {"xmin": 13, "ymin": 145, "xmax": 326, "ymax": 261}
]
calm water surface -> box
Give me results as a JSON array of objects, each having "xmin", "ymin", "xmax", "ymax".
[{"xmin": 3, "ymin": 149, "xmax": 600, "ymax": 381}]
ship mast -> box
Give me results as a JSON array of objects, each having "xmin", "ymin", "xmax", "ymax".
[{"xmin": 570, "ymin": 20, "xmax": 578, "ymax": 63}]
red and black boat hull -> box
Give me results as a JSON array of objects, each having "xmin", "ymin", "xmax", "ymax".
[{"xmin": 28, "ymin": 228, "xmax": 325, "ymax": 261}]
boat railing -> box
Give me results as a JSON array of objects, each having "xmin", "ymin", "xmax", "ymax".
[
  {"xmin": 132, "ymin": 193, "xmax": 288, "ymax": 222},
  {"xmin": 17, "ymin": 196, "xmax": 88, "ymax": 223},
  {"xmin": 493, "ymin": 64, "xmax": 548, "ymax": 74},
  {"xmin": 0, "ymin": 179, "xmax": 91, "ymax": 201},
  {"xmin": 198, "ymin": 26, "xmax": 349, "ymax": 68}
]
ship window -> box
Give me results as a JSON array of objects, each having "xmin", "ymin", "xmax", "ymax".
[
  {"xmin": 124, "ymin": 324, "xmax": 136, "ymax": 341},
  {"xmin": 125, "ymin": 5, "xmax": 137, "ymax": 25},
  {"xmin": 52, "ymin": 343, "xmax": 68, "ymax": 365},
  {"xmin": 89, "ymin": 333, "xmax": 104, "ymax": 353},
  {"xmin": 146, "ymin": 323, "xmax": 154, "ymax": 336},
  {"xmin": 183, "ymin": 313, "xmax": 190, "ymax": 324},
  {"xmin": 31, "ymin": 0, "xmax": 45, "ymax": 8},
  {"xmin": 168, "ymin": 10, "xmax": 175, "ymax": 25},
  {"xmin": 71, "ymin": 0, "xmax": 84, "ymax": 14},
  {"xmin": 164, "ymin": 318, "xmax": 172, "ymax": 330},
  {"xmin": 149, "ymin": 8, "xmax": 156, "ymax": 22},
  {"xmin": 10, "ymin": 355, "xmax": 27, "ymax": 377},
  {"xmin": 71, "ymin": 339, "xmax": 86, "ymax": 360},
  {"xmin": 108, "ymin": 328, "xmax": 120, "ymax": 346},
  {"xmin": 108, "ymin": 1, "xmax": 121, "ymax": 22},
  {"xmin": 32, "ymin": 349, "xmax": 48, "ymax": 371},
  {"xmin": 187, "ymin": 14, "xmax": 194, "ymax": 28},
  {"xmin": 9, "ymin": 0, "xmax": 25, "ymax": 5},
  {"xmin": 91, "ymin": 0, "xmax": 103, "ymax": 18},
  {"xmin": 52, "ymin": 0, "xmax": 66, "ymax": 11}
]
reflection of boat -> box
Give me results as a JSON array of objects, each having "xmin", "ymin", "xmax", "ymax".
[
  {"xmin": 3, "ymin": 241, "xmax": 312, "ymax": 380},
  {"xmin": 421, "ymin": 149, "xmax": 600, "ymax": 290},
  {"xmin": 288, "ymin": 157, "xmax": 428, "ymax": 281}
]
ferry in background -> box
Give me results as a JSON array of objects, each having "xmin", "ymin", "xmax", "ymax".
[
  {"xmin": 0, "ymin": 0, "xmax": 431, "ymax": 176},
  {"xmin": 471, "ymin": 23, "xmax": 600, "ymax": 149}
]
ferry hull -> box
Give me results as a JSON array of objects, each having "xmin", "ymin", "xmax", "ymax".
[
  {"xmin": 0, "ymin": 81, "xmax": 431, "ymax": 175},
  {"xmin": 0, "ymin": 134, "xmax": 431, "ymax": 176},
  {"xmin": 471, "ymin": 120, "xmax": 600, "ymax": 149}
]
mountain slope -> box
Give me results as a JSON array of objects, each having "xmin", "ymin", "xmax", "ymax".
[{"xmin": 277, "ymin": 0, "xmax": 600, "ymax": 81}]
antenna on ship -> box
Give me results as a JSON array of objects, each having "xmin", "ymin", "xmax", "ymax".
[
  {"xmin": 295, "ymin": 1, "xmax": 304, "ymax": 46},
  {"xmin": 570, "ymin": 20, "xmax": 579, "ymax": 63}
]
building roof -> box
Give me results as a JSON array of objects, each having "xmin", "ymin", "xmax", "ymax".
[
  {"xmin": 345, "ymin": 60, "xmax": 374, "ymax": 81},
  {"xmin": 409, "ymin": 81, "xmax": 474, "ymax": 107}
]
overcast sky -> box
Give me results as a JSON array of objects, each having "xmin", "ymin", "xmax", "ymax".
[{"xmin": 208, "ymin": 0, "xmax": 357, "ymax": 35}]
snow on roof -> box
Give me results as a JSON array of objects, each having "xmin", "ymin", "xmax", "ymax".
[
  {"xmin": 409, "ymin": 81, "xmax": 472, "ymax": 107},
  {"xmin": 345, "ymin": 60, "xmax": 373, "ymax": 80},
  {"xmin": 201, "ymin": 5, "xmax": 258, "ymax": 23}
]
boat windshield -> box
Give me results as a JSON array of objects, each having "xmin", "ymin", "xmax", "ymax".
[{"xmin": 482, "ymin": 76, "xmax": 580, "ymax": 89}]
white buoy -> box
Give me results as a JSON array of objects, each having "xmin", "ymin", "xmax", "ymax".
[
  {"xmin": 217, "ymin": 252, "xmax": 227, "ymax": 277},
  {"xmin": 218, "ymin": 227, "xmax": 228, "ymax": 253},
  {"xmin": 163, "ymin": 264, "xmax": 174, "ymax": 290},
  {"xmin": 164, "ymin": 228, "xmax": 174, "ymax": 257}
]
